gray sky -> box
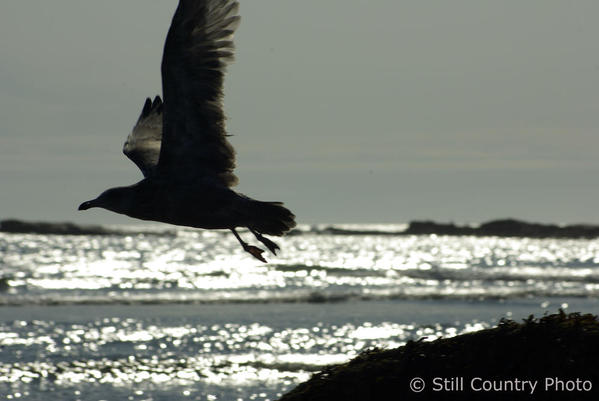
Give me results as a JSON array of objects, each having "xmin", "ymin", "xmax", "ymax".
[{"xmin": 1, "ymin": 0, "xmax": 598, "ymax": 225}]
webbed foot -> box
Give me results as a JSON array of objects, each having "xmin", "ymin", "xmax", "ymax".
[
  {"xmin": 249, "ymin": 229, "xmax": 280, "ymax": 255},
  {"xmin": 244, "ymin": 244, "xmax": 267, "ymax": 263}
]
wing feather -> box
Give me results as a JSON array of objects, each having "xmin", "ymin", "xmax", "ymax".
[
  {"xmin": 157, "ymin": 0, "xmax": 240, "ymax": 186},
  {"xmin": 123, "ymin": 96, "xmax": 163, "ymax": 177}
]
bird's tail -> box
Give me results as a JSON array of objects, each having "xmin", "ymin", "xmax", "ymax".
[{"xmin": 249, "ymin": 201, "xmax": 296, "ymax": 236}]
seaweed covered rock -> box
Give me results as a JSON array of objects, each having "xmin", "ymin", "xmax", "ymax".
[{"xmin": 279, "ymin": 311, "xmax": 599, "ymax": 401}]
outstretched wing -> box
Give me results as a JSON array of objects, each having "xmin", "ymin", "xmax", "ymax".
[
  {"xmin": 157, "ymin": 0, "xmax": 240, "ymax": 186},
  {"xmin": 123, "ymin": 96, "xmax": 163, "ymax": 177}
]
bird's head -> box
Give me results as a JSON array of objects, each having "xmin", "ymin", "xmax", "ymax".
[{"xmin": 78, "ymin": 187, "xmax": 134, "ymax": 215}]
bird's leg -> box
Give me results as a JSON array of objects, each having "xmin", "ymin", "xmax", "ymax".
[
  {"xmin": 231, "ymin": 228, "xmax": 267, "ymax": 263},
  {"xmin": 249, "ymin": 228, "xmax": 280, "ymax": 255}
]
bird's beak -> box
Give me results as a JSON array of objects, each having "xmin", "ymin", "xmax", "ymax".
[{"xmin": 78, "ymin": 200, "xmax": 96, "ymax": 211}]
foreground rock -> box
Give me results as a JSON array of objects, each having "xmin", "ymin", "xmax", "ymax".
[{"xmin": 279, "ymin": 311, "xmax": 599, "ymax": 401}]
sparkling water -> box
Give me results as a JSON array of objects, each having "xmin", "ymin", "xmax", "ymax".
[{"xmin": 1, "ymin": 225, "xmax": 598, "ymax": 400}]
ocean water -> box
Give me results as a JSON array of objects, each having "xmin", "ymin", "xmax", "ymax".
[{"xmin": 1, "ymin": 224, "xmax": 599, "ymax": 400}]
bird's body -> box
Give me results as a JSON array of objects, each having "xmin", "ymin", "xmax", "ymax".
[
  {"xmin": 95, "ymin": 179, "xmax": 292, "ymax": 235},
  {"xmin": 79, "ymin": 0, "xmax": 295, "ymax": 262}
]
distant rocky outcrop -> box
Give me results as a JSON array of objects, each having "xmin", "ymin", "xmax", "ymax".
[
  {"xmin": 404, "ymin": 221, "xmax": 476, "ymax": 236},
  {"xmin": 292, "ymin": 219, "xmax": 599, "ymax": 239},
  {"xmin": 0, "ymin": 219, "xmax": 173, "ymax": 236},
  {"xmin": 3, "ymin": 218, "xmax": 599, "ymax": 239},
  {"xmin": 279, "ymin": 311, "xmax": 599, "ymax": 401},
  {"xmin": 316, "ymin": 227, "xmax": 404, "ymax": 236},
  {"xmin": 405, "ymin": 218, "xmax": 599, "ymax": 239}
]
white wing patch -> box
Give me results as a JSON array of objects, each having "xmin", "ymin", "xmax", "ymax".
[{"xmin": 123, "ymin": 96, "xmax": 163, "ymax": 177}]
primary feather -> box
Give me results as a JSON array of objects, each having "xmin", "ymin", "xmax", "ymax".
[
  {"xmin": 123, "ymin": 96, "xmax": 163, "ymax": 177},
  {"xmin": 159, "ymin": 0, "xmax": 240, "ymax": 186}
]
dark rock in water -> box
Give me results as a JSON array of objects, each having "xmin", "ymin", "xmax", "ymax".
[
  {"xmin": 279, "ymin": 311, "xmax": 599, "ymax": 401},
  {"xmin": 403, "ymin": 221, "xmax": 476, "ymax": 236},
  {"xmin": 0, "ymin": 219, "xmax": 173, "ymax": 236},
  {"xmin": 0, "ymin": 277, "xmax": 10, "ymax": 292},
  {"xmin": 320, "ymin": 227, "xmax": 404, "ymax": 236},
  {"xmin": 286, "ymin": 228, "xmax": 304, "ymax": 236},
  {"xmin": 1, "ymin": 219, "xmax": 115, "ymax": 235},
  {"xmin": 405, "ymin": 219, "xmax": 599, "ymax": 239},
  {"xmin": 478, "ymin": 219, "xmax": 561, "ymax": 237},
  {"xmin": 297, "ymin": 219, "xmax": 599, "ymax": 239}
]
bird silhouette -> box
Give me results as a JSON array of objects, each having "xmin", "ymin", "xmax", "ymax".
[{"xmin": 79, "ymin": 0, "xmax": 296, "ymax": 262}]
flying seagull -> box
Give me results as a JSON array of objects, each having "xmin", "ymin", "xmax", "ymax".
[{"xmin": 79, "ymin": 0, "xmax": 296, "ymax": 262}]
